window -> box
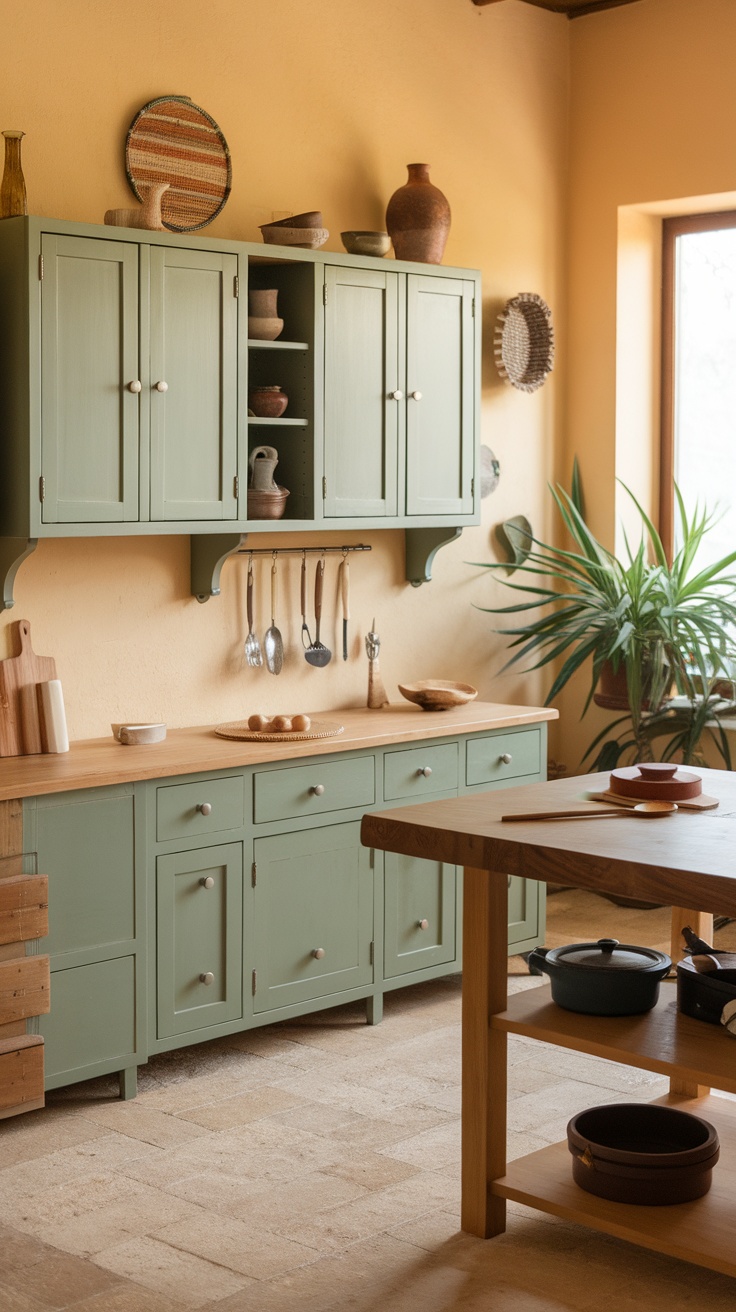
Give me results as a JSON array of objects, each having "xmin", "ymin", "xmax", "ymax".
[{"xmin": 660, "ymin": 211, "xmax": 736, "ymax": 562}]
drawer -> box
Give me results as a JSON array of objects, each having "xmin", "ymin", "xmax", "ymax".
[
  {"xmin": 383, "ymin": 742, "xmax": 459, "ymax": 801},
  {"xmin": 254, "ymin": 756, "xmax": 375, "ymax": 824},
  {"xmin": 466, "ymin": 730, "xmax": 541, "ymax": 786},
  {"xmin": 156, "ymin": 775, "xmax": 245, "ymax": 842}
]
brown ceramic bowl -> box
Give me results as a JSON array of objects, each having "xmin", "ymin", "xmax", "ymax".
[
  {"xmin": 567, "ymin": 1103, "xmax": 719, "ymax": 1206},
  {"xmin": 398, "ymin": 680, "xmax": 478, "ymax": 711},
  {"xmin": 267, "ymin": 211, "xmax": 323, "ymax": 228},
  {"xmin": 260, "ymin": 224, "xmax": 329, "ymax": 249},
  {"xmin": 341, "ymin": 231, "xmax": 391, "ymax": 257}
]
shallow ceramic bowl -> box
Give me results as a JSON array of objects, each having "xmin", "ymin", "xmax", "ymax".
[
  {"xmin": 111, "ymin": 722, "xmax": 167, "ymax": 745},
  {"xmin": 268, "ymin": 211, "xmax": 323, "ymax": 228},
  {"xmin": 341, "ymin": 231, "xmax": 391, "ymax": 257},
  {"xmin": 398, "ymin": 680, "xmax": 478, "ymax": 712},
  {"xmin": 259, "ymin": 224, "xmax": 329, "ymax": 249},
  {"xmin": 247, "ymin": 316, "xmax": 284, "ymax": 341}
]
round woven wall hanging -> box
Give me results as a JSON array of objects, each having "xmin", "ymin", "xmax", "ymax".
[
  {"xmin": 126, "ymin": 95, "xmax": 232, "ymax": 232},
  {"xmin": 494, "ymin": 292, "xmax": 554, "ymax": 393}
]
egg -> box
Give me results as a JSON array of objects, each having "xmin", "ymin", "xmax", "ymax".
[
  {"xmin": 248, "ymin": 714, "xmax": 268, "ymax": 731},
  {"xmin": 271, "ymin": 715, "xmax": 292, "ymax": 733},
  {"xmin": 291, "ymin": 714, "xmax": 311, "ymax": 732}
]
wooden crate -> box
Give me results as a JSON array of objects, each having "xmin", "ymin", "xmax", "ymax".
[{"xmin": 0, "ymin": 1034, "xmax": 44, "ymax": 1117}]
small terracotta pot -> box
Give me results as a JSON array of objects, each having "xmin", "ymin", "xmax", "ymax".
[{"xmin": 248, "ymin": 385, "xmax": 288, "ymax": 418}]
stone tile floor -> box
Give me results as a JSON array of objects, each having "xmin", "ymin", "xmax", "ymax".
[{"xmin": 1, "ymin": 891, "xmax": 736, "ymax": 1310}]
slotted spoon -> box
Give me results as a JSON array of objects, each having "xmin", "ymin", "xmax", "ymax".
[{"xmin": 244, "ymin": 560, "xmax": 263, "ymax": 668}]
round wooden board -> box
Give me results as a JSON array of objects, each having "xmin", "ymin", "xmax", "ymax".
[
  {"xmin": 126, "ymin": 95, "xmax": 231, "ymax": 232},
  {"xmin": 214, "ymin": 720, "xmax": 344, "ymax": 743}
]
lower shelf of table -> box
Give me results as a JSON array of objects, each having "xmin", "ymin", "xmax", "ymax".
[{"xmin": 493, "ymin": 1094, "xmax": 736, "ymax": 1278}]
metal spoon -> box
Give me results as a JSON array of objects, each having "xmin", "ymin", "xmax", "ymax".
[
  {"xmin": 304, "ymin": 557, "xmax": 332, "ymax": 667},
  {"xmin": 264, "ymin": 556, "xmax": 284, "ymax": 675},
  {"xmin": 244, "ymin": 560, "xmax": 263, "ymax": 668},
  {"xmin": 501, "ymin": 801, "xmax": 678, "ymax": 822}
]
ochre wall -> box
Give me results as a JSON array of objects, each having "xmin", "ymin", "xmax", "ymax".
[
  {"xmin": 556, "ymin": 0, "xmax": 736, "ymax": 772},
  {"xmin": 1, "ymin": 0, "xmax": 567, "ymax": 742}
]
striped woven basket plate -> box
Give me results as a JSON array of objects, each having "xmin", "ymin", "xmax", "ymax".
[{"xmin": 126, "ymin": 95, "xmax": 232, "ymax": 232}]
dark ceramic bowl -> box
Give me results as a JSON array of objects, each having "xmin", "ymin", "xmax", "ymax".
[{"xmin": 567, "ymin": 1103, "xmax": 719, "ymax": 1205}]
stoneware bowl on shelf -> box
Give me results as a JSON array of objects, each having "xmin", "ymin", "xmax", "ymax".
[
  {"xmin": 259, "ymin": 223, "xmax": 329, "ymax": 249},
  {"xmin": 247, "ymin": 486, "xmax": 289, "ymax": 520},
  {"xmin": 341, "ymin": 231, "xmax": 391, "ymax": 257},
  {"xmin": 111, "ymin": 722, "xmax": 167, "ymax": 745},
  {"xmin": 398, "ymin": 680, "xmax": 478, "ymax": 711}
]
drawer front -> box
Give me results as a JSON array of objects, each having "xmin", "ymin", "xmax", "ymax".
[
  {"xmin": 156, "ymin": 775, "xmax": 245, "ymax": 842},
  {"xmin": 254, "ymin": 757, "xmax": 375, "ymax": 824},
  {"xmin": 466, "ymin": 730, "xmax": 541, "ymax": 786},
  {"xmin": 383, "ymin": 742, "xmax": 459, "ymax": 801}
]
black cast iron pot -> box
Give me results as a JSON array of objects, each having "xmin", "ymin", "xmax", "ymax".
[{"xmin": 527, "ymin": 938, "xmax": 671, "ymax": 1015}]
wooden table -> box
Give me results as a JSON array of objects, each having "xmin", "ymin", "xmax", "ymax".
[{"xmin": 361, "ymin": 768, "xmax": 736, "ymax": 1279}]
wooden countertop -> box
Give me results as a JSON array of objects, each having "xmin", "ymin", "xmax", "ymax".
[{"xmin": 0, "ymin": 701, "xmax": 557, "ymax": 801}]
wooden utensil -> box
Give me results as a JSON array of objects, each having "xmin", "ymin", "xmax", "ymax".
[
  {"xmin": 501, "ymin": 801, "xmax": 677, "ymax": 822},
  {"xmin": 0, "ymin": 621, "xmax": 57, "ymax": 757}
]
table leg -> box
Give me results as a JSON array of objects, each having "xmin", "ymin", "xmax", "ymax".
[
  {"xmin": 670, "ymin": 906, "xmax": 713, "ymax": 1098},
  {"xmin": 461, "ymin": 865, "xmax": 508, "ymax": 1238}
]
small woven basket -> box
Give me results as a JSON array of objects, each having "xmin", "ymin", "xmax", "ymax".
[
  {"xmin": 247, "ymin": 486, "xmax": 289, "ymax": 520},
  {"xmin": 494, "ymin": 292, "xmax": 554, "ymax": 393}
]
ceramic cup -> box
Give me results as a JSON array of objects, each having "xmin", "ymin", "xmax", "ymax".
[{"xmin": 111, "ymin": 722, "xmax": 167, "ymax": 746}]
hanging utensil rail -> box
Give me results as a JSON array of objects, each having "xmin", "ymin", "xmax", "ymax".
[{"xmin": 236, "ymin": 544, "xmax": 372, "ymax": 558}]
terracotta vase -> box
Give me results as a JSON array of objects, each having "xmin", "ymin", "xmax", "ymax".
[
  {"xmin": 248, "ymin": 385, "xmax": 288, "ymax": 418},
  {"xmin": 0, "ymin": 130, "xmax": 27, "ymax": 218},
  {"xmin": 385, "ymin": 163, "xmax": 450, "ymax": 264},
  {"xmin": 248, "ymin": 288, "xmax": 284, "ymax": 341}
]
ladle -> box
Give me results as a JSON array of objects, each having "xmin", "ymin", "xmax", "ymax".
[
  {"xmin": 501, "ymin": 801, "xmax": 678, "ymax": 822},
  {"xmin": 263, "ymin": 556, "xmax": 284, "ymax": 675},
  {"xmin": 304, "ymin": 557, "xmax": 332, "ymax": 667}
]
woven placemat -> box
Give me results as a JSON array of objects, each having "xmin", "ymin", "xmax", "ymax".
[
  {"xmin": 126, "ymin": 95, "xmax": 231, "ymax": 232},
  {"xmin": 214, "ymin": 720, "xmax": 344, "ymax": 743},
  {"xmin": 494, "ymin": 292, "xmax": 554, "ymax": 393}
]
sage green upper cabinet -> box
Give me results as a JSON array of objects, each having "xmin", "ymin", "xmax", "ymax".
[
  {"xmin": 323, "ymin": 266, "xmax": 400, "ymax": 518},
  {"xmin": 41, "ymin": 234, "xmax": 140, "ymax": 524},
  {"xmin": 405, "ymin": 274, "xmax": 475, "ymax": 518},
  {"xmin": 148, "ymin": 247, "xmax": 238, "ymax": 522}
]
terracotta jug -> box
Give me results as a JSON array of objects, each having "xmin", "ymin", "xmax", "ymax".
[
  {"xmin": 385, "ymin": 163, "xmax": 450, "ymax": 264},
  {"xmin": 248, "ymin": 445, "xmax": 279, "ymax": 490}
]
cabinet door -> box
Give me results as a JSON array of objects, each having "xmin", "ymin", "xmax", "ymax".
[
  {"xmin": 507, "ymin": 874, "xmax": 544, "ymax": 951},
  {"xmin": 40, "ymin": 234, "xmax": 140, "ymax": 524},
  {"xmin": 384, "ymin": 853, "xmax": 457, "ymax": 979},
  {"xmin": 253, "ymin": 821, "xmax": 373, "ymax": 1013},
  {"xmin": 156, "ymin": 843, "xmax": 243, "ymax": 1038},
  {"xmin": 323, "ymin": 266, "xmax": 400, "ymax": 517},
  {"xmin": 148, "ymin": 247, "xmax": 238, "ymax": 521},
  {"xmin": 405, "ymin": 274, "xmax": 475, "ymax": 517}
]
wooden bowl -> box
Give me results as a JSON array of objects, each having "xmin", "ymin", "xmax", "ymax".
[
  {"xmin": 259, "ymin": 224, "xmax": 329, "ymax": 249},
  {"xmin": 398, "ymin": 680, "xmax": 478, "ymax": 711}
]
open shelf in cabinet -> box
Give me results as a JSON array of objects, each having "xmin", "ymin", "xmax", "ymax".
[
  {"xmin": 247, "ymin": 339, "xmax": 309, "ymax": 351},
  {"xmin": 493, "ymin": 1093, "xmax": 736, "ymax": 1279},
  {"xmin": 247, "ymin": 417, "xmax": 308, "ymax": 427},
  {"xmin": 493, "ymin": 983, "xmax": 736, "ymax": 1094}
]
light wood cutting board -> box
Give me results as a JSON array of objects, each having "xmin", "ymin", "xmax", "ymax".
[{"xmin": 0, "ymin": 622, "xmax": 57, "ymax": 757}]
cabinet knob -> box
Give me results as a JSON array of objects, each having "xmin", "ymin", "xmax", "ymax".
[
  {"xmin": 410, "ymin": 390, "xmax": 422, "ymax": 401},
  {"xmin": 196, "ymin": 802, "xmax": 213, "ymax": 816},
  {"xmin": 499, "ymin": 753, "xmax": 513, "ymax": 766},
  {"xmin": 310, "ymin": 784, "xmax": 325, "ymax": 797},
  {"xmin": 417, "ymin": 918, "xmax": 429, "ymax": 931},
  {"xmin": 154, "ymin": 380, "xmax": 169, "ymax": 392},
  {"xmin": 199, "ymin": 971, "xmax": 215, "ymax": 985},
  {"xmin": 127, "ymin": 379, "xmax": 142, "ymax": 393},
  {"xmin": 199, "ymin": 876, "xmax": 215, "ymax": 890},
  {"xmin": 390, "ymin": 389, "xmax": 404, "ymax": 401},
  {"xmin": 417, "ymin": 766, "xmax": 433, "ymax": 778},
  {"xmin": 312, "ymin": 947, "xmax": 326, "ymax": 960}
]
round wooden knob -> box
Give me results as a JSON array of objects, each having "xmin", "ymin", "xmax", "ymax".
[
  {"xmin": 390, "ymin": 389, "xmax": 404, "ymax": 400},
  {"xmin": 154, "ymin": 380, "xmax": 169, "ymax": 392},
  {"xmin": 127, "ymin": 379, "xmax": 142, "ymax": 393},
  {"xmin": 410, "ymin": 390, "xmax": 422, "ymax": 401}
]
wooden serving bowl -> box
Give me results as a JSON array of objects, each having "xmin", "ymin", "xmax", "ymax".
[{"xmin": 398, "ymin": 680, "xmax": 478, "ymax": 712}]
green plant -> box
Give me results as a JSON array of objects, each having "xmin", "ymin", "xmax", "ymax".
[{"xmin": 476, "ymin": 481, "xmax": 736, "ymax": 769}]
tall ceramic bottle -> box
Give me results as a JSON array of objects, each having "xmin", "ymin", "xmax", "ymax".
[
  {"xmin": 385, "ymin": 163, "xmax": 450, "ymax": 264},
  {"xmin": 0, "ymin": 131, "xmax": 27, "ymax": 218}
]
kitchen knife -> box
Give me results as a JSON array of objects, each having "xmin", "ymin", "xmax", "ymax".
[{"xmin": 340, "ymin": 556, "xmax": 350, "ymax": 660}]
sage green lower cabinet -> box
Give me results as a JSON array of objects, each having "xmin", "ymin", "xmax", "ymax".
[
  {"xmin": 156, "ymin": 843, "xmax": 243, "ymax": 1039},
  {"xmin": 24, "ymin": 784, "xmax": 143, "ymax": 1093},
  {"xmin": 252, "ymin": 822, "xmax": 373, "ymax": 1014},
  {"xmin": 384, "ymin": 853, "xmax": 457, "ymax": 980}
]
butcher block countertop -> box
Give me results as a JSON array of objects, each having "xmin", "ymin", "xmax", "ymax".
[{"xmin": 0, "ymin": 702, "xmax": 557, "ymax": 802}]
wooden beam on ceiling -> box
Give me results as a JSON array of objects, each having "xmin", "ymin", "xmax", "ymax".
[{"xmin": 471, "ymin": 0, "xmax": 642, "ymax": 16}]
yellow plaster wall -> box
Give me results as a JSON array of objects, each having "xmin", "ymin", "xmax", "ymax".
[
  {"xmin": 557, "ymin": 0, "xmax": 736, "ymax": 771},
  {"xmin": 0, "ymin": 0, "xmax": 568, "ymax": 742}
]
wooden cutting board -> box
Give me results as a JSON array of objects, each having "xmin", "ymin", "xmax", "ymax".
[{"xmin": 0, "ymin": 621, "xmax": 57, "ymax": 757}]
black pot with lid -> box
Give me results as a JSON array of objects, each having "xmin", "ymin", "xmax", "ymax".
[{"xmin": 527, "ymin": 938, "xmax": 671, "ymax": 1015}]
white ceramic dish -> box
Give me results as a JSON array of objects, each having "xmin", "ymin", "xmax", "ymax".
[{"xmin": 111, "ymin": 722, "xmax": 167, "ymax": 745}]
